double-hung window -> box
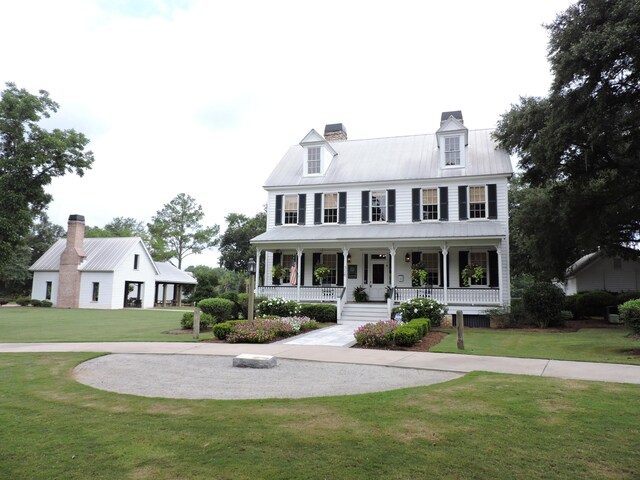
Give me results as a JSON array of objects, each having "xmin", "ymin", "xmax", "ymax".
[
  {"xmin": 444, "ymin": 136, "xmax": 461, "ymax": 165},
  {"xmin": 469, "ymin": 186, "xmax": 486, "ymax": 219},
  {"xmin": 323, "ymin": 193, "xmax": 338, "ymax": 223},
  {"xmin": 422, "ymin": 252, "xmax": 439, "ymax": 285},
  {"xmin": 371, "ymin": 191, "xmax": 387, "ymax": 222},
  {"xmin": 307, "ymin": 146, "xmax": 321, "ymax": 174},
  {"xmin": 284, "ymin": 195, "xmax": 298, "ymax": 224},
  {"xmin": 422, "ymin": 188, "xmax": 438, "ymax": 220},
  {"xmin": 322, "ymin": 254, "xmax": 338, "ymax": 285}
]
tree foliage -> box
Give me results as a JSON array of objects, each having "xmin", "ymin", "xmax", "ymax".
[
  {"xmin": 494, "ymin": 0, "xmax": 640, "ymax": 280},
  {"xmin": 0, "ymin": 82, "xmax": 94, "ymax": 266},
  {"xmin": 85, "ymin": 217, "xmax": 149, "ymax": 244},
  {"xmin": 147, "ymin": 193, "xmax": 219, "ymax": 268},
  {"xmin": 217, "ymin": 209, "xmax": 266, "ymax": 271}
]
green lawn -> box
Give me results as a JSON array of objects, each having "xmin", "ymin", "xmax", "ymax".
[
  {"xmin": 431, "ymin": 327, "xmax": 640, "ymax": 364},
  {"xmin": 0, "ymin": 307, "xmax": 211, "ymax": 342},
  {"xmin": 0, "ymin": 353, "xmax": 638, "ymax": 479}
]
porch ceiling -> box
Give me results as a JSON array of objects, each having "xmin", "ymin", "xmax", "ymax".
[{"xmin": 251, "ymin": 222, "xmax": 506, "ymax": 249}]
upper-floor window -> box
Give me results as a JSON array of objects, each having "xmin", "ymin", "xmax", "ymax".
[
  {"xmin": 422, "ymin": 188, "xmax": 438, "ymax": 220},
  {"xmin": 469, "ymin": 186, "xmax": 486, "ymax": 219},
  {"xmin": 444, "ymin": 136, "xmax": 461, "ymax": 165},
  {"xmin": 307, "ymin": 146, "xmax": 321, "ymax": 174},
  {"xmin": 284, "ymin": 195, "xmax": 298, "ymax": 224},
  {"xmin": 324, "ymin": 193, "xmax": 338, "ymax": 223},
  {"xmin": 371, "ymin": 191, "xmax": 387, "ymax": 222},
  {"xmin": 133, "ymin": 254, "xmax": 140, "ymax": 270}
]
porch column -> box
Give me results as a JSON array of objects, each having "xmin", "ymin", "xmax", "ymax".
[
  {"xmin": 389, "ymin": 245, "xmax": 396, "ymax": 289},
  {"xmin": 255, "ymin": 248, "xmax": 262, "ymax": 294},
  {"xmin": 496, "ymin": 240, "xmax": 503, "ymax": 305},
  {"xmin": 296, "ymin": 247, "xmax": 303, "ymax": 302},
  {"xmin": 441, "ymin": 245, "xmax": 449, "ymax": 305},
  {"xmin": 162, "ymin": 283, "xmax": 168, "ymax": 307}
]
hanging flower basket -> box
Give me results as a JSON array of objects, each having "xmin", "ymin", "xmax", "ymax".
[
  {"xmin": 461, "ymin": 264, "xmax": 486, "ymax": 286},
  {"xmin": 314, "ymin": 264, "xmax": 331, "ymax": 283}
]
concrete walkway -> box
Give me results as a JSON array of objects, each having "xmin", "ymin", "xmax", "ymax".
[
  {"xmin": 277, "ymin": 321, "xmax": 369, "ymax": 347},
  {"xmin": 2, "ymin": 341, "xmax": 640, "ymax": 384}
]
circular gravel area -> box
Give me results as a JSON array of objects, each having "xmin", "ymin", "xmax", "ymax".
[{"xmin": 73, "ymin": 354, "xmax": 462, "ymax": 399}]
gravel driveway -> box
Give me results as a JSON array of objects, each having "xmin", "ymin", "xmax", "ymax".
[{"xmin": 73, "ymin": 354, "xmax": 463, "ymax": 400}]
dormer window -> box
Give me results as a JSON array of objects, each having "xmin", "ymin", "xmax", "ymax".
[
  {"xmin": 445, "ymin": 136, "xmax": 461, "ymax": 165},
  {"xmin": 307, "ymin": 146, "xmax": 321, "ymax": 174}
]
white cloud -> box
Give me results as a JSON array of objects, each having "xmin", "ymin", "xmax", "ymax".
[{"xmin": 1, "ymin": 0, "xmax": 573, "ymax": 268}]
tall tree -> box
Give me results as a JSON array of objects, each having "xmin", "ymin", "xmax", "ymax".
[
  {"xmin": 85, "ymin": 217, "xmax": 149, "ymax": 243},
  {"xmin": 494, "ymin": 0, "xmax": 640, "ymax": 280},
  {"xmin": 217, "ymin": 209, "xmax": 266, "ymax": 271},
  {"xmin": 147, "ymin": 193, "xmax": 219, "ymax": 269},
  {"xmin": 0, "ymin": 82, "xmax": 94, "ymax": 266}
]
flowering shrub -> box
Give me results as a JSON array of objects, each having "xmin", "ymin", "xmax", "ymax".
[
  {"xmin": 394, "ymin": 298, "xmax": 447, "ymax": 326},
  {"xmin": 354, "ymin": 320, "xmax": 400, "ymax": 347},
  {"xmin": 256, "ymin": 297, "xmax": 301, "ymax": 317},
  {"xmin": 226, "ymin": 316, "xmax": 317, "ymax": 343}
]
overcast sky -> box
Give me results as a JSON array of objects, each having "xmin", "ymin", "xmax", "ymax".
[{"xmin": 1, "ymin": 0, "xmax": 574, "ymax": 268}]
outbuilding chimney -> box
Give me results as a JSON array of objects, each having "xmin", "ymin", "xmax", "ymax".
[
  {"xmin": 57, "ymin": 214, "xmax": 86, "ymax": 308},
  {"xmin": 324, "ymin": 123, "xmax": 348, "ymax": 141}
]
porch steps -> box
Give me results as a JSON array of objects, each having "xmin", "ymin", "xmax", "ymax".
[{"xmin": 340, "ymin": 302, "xmax": 389, "ymax": 323}]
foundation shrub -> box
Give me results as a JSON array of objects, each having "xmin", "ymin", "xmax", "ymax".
[
  {"xmin": 299, "ymin": 303, "xmax": 337, "ymax": 323},
  {"xmin": 180, "ymin": 312, "xmax": 215, "ymax": 330},
  {"xmin": 15, "ymin": 297, "xmax": 31, "ymax": 306},
  {"xmin": 197, "ymin": 298, "xmax": 235, "ymax": 322},
  {"xmin": 619, "ymin": 299, "xmax": 640, "ymax": 335},
  {"xmin": 407, "ymin": 317, "xmax": 430, "ymax": 337},
  {"xmin": 29, "ymin": 299, "xmax": 42, "ymax": 307},
  {"xmin": 213, "ymin": 320, "xmax": 247, "ymax": 340},
  {"xmin": 393, "ymin": 325, "xmax": 421, "ymax": 347},
  {"xmin": 41, "ymin": 300, "xmax": 53, "ymax": 308},
  {"xmin": 256, "ymin": 297, "xmax": 301, "ymax": 317},
  {"xmin": 0, "ymin": 298, "xmax": 9, "ymax": 305},
  {"xmin": 522, "ymin": 282, "xmax": 565, "ymax": 328},
  {"xmin": 395, "ymin": 298, "xmax": 446, "ymax": 326},
  {"xmin": 616, "ymin": 291, "xmax": 640, "ymax": 305},
  {"xmin": 354, "ymin": 320, "xmax": 399, "ymax": 347}
]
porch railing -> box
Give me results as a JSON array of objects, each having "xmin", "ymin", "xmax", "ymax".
[
  {"xmin": 256, "ymin": 286, "xmax": 345, "ymax": 303},
  {"xmin": 394, "ymin": 287, "xmax": 501, "ymax": 305}
]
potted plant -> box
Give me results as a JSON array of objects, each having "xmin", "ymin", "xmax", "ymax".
[
  {"xmin": 353, "ymin": 285, "xmax": 368, "ymax": 302},
  {"xmin": 411, "ymin": 262, "xmax": 428, "ymax": 286},
  {"xmin": 271, "ymin": 263, "xmax": 286, "ymax": 284},
  {"xmin": 314, "ymin": 264, "xmax": 331, "ymax": 284},
  {"xmin": 461, "ymin": 264, "xmax": 486, "ymax": 287}
]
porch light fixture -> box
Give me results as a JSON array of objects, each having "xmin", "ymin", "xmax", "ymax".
[
  {"xmin": 405, "ymin": 252, "xmax": 411, "ymax": 263},
  {"xmin": 247, "ymin": 257, "xmax": 256, "ymax": 274},
  {"xmin": 347, "ymin": 253, "xmax": 352, "ymax": 263}
]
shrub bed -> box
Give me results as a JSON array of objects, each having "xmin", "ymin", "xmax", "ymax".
[
  {"xmin": 354, "ymin": 320, "xmax": 400, "ymax": 347},
  {"xmin": 198, "ymin": 298, "xmax": 235, "ymax": 323},
  {"xmin": 299, "ymin": 303, "xmax": 337, "ymax": 323},
  {"xmin": 256, "ymin": 297, "xmax": 301, "ymax": 317},
  {"xmin": 213, "ymin": 320, "xmax": 247, "ymax": 340},
  {"xmin": 226, "ymin": 316, "xmax": 318, "ymax": 343},
  {"xmin": 393, "ymin": 298, "xmax": 446, "ymax": 326}
]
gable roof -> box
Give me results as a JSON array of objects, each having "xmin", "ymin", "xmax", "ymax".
[
  {"xmin": 30, "ymin": 237, "xmax": 159, "ymax": 274},
  {"xmin": 155, "ymin": 262, "xmax": 197, "ymax": 285},
  {"xmin": 566, "ymin": 247, "xmax": 640, "ymax": 277},
  {"xmin": 264, "ymin": 128, "xmax": 511, "ymax": 188}
]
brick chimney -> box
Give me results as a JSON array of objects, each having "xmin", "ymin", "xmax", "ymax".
[
  {"xmin": 324, "ymin": 123, "xmax": 347, "ymax": 141},
  {"xmin": 57, "ymin": 214, "xmax": 86, "ymax": 308}
]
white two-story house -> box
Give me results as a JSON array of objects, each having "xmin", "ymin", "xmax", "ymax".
[{"xmin": 251, "ymin": 112, "xmax": 512, "ymax": 326}]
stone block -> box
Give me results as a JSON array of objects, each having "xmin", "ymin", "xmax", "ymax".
[{"xmin": 233, "ymin": 354, "xmax": 278, "ymax": 369}]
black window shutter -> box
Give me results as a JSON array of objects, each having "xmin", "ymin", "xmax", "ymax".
[
  {"xmin": 440, "ymin": 186, "xmax": 449, "ymax": 221},
  {"xmin": 312, "ymin": 253, "xmax": 321, "ymax": 286},
  {"xmin": 275, "ymin": 195, "xmax": 283, "ymax": 226},
  {"xmin": 361, "ymin": 191, "xmax": 370, "ymax": 223},
  {"xmin": 439, "ymin": 252, "xmax": 444, "ymax": 287},
  {"xmin": 387, "ymin": 189, "xmax": 396, "ymax": 223},
  {"xmin": 338, "ymin": 192, "xmax": 347, "ymax": 224},
  {"xmin": 337, "ymin": 253, "xmax": 344, "ymax": 286},
  {"xmin": 488, "ymin": 184, "xmax": 497, "ymax": 219},
  {"xmin": 300, "ymin": 253, "xmax": 305, "ymax": 286},
  {"xmin": 458, "ymin": 186, "xmax": 468, "ymax": 220},
  {"xmin": 314, "ymin": 193, "xmax": 322, "ymax": 224},
  {"xmin": 272, "ymin": 252, "xmax": 282, "ymax": 285},
  {"xmin": 412, "ymin": 188, "xmax": 421, "ymax": 222},
  {"xmin": 298, "ymin": 194, "xmax": 306, "ymax": 225},
  {"xmin": 488, "ymin": 250, "xmax": 499, "ymax": 287},
  {"xmin": 363, "ymin": 254, "xmax": 369, "ymax": 284},
  {"xmin": 459, "ymin": 251, "xmax": 469, "ymax": 287}
]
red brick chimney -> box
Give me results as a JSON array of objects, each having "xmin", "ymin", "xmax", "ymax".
[
  {"xmin": 57, "ymin": 214, "xmax": 86, "ymax": 308},
  {"xmin": 324, "ymin": 123, "xmax": 347, "ymax": 141}
]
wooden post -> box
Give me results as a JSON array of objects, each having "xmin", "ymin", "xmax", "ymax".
[
  {"xmin": 456, "ymin": 310, "xmax": 464, "ymax": 350},
  {"xmin": 247, "ymin": 275, "xmax": 255, "ymax": 321},
  {"xmin": 193, "ymin": 306, "xmax": 200, "ymax": 339}
]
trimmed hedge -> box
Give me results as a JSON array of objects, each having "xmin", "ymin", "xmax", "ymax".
[
  {"xmin": 576, "ymin": 291, "xmax": 617, "ymax": 318},
  {"xmin": 15, "ymin": 297, "xmax": 31, "ymax": 307},
  {"xmin": 407, "ymin": 317, "xmax": 430, "ymax": 337},
  {"xmin": 181, "ymin": 312, "xmax": 215, "ymax": 330},
  {"xmin": 619, "ymin": 299, "xmax": 640, "ymax": 335},
  {"xmin": 299, "ymin": 303, "xmax": 337, "ymax": 323},
  {"xmin": 616, "ymin": 291, "xmax": 640, "ymax": 305},
  {"xmin": 30, "ymin": 299, "xmax": 42, "ymax": 307},
  {"xmin": 393, "ymin": 325, "xmax": 421, "ymax": 347},
  {"xmin": 198, "ymin": 298, "xmax": 235, "ymax": 322},
  {"xmin": 213, "ymin": 320, "xmax": 247, "ymax": 340}
]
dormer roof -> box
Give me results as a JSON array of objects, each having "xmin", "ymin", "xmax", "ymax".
[
  {"xmin": 436, "ymin": 115, "xmax": 468, "ymax": 148},
  {"xmin": 299, "ymin": 129, "xmax": 337, "ymax": 156}
]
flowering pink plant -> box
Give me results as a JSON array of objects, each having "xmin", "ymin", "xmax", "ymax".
[{"xmin": 354, "ymin": 320, "xmax": 400, "ymax": 347}]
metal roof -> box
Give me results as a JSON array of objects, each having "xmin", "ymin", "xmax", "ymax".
[
  {"xmin": 155, "ymin": 262, "xmax": 197, "ymax": 284},
  {"xmin": 264, "ymin": 128, "xmax": 511, "ymax": 188},
  {"xmin": 252, "ymin": 221, "xmax": 506, "ymax": 247}
]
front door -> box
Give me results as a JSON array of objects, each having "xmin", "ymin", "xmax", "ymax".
[{"xmin": 368, "ymin": 256, "xmax": 387, "ymax": 301}]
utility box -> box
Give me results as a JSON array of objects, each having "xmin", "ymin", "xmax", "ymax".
[{"xmin": 606, "ymin": 305, "xmax": 621, "ymax": 324}]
